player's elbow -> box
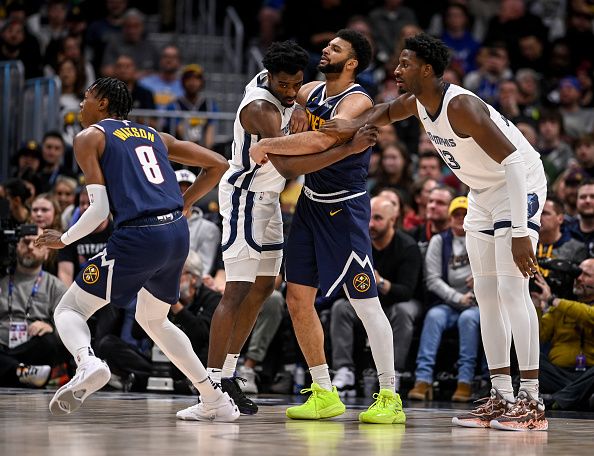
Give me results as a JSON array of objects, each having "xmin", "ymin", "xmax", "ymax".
[
  {"xmin": 211, "ymin": 155, "xmax": 229, "ymax": 176},
  {"xmin": 268, "ymin": 156, "xmax": 296, "ymax": 179},
  {"xmin": 278, "ymin": 168, "xmax": 298, "ymax": 180}
]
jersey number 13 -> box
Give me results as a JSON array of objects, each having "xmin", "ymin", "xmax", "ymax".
[{"xmin": 438, "ymin": 148, "xmax": 461, "ymax": 170}]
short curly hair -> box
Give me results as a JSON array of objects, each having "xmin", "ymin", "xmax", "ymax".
[
  {"xmin": 336, "ymin": 29, "xmax": 372, "ymax": 75},
  {"xmin": 404, "ymin": 33, "xmax": 451, "ymax": 78},
  {"xmin": 262, "ymin": 41, "xmax": 309, "ymax": 75}
]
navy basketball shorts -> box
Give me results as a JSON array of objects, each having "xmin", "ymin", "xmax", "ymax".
[
  {"xmin": 75, "ymin": 214, "xmax": 190, "ymax": 307},
  {"xmin": 285, "ymin": 193, "xmax": 378, "ymax": 299}
]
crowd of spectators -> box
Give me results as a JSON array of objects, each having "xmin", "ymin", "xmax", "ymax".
[{"xmin": 1, "ymin": 0, "xmax": 594, "ymax": 410}]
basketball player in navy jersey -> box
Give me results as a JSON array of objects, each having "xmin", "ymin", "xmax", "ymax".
[
  {"xmin": 35, "ymin": 77, "xmax": 239, "ymax": 421},
  {"xmin": 323, "ymin": 33, "xmax": 548, "ymax": 431},
  {"xmin": 250, "ymin": 29, "xmax": 405, "ymax": 424}
]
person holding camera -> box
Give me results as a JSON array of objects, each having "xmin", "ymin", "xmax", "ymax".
[
  {"xmin": 531, "ymin": 259, "xmax": 594, "ymax": 410},
  {"xmin": 408, "ymin": 196, "xmax": 481, "ymax": 403},
  {"xmin": 533, "ymin": 197, "xmax": 588, "ymax": 296},
  {"xmin": 0, "ymin": 227, "xmax": 67, "ymax": 387}
]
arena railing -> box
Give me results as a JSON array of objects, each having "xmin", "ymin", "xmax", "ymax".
[
  {"xmin": 0, "ymin": 60, "xmax": 25, "ymax": 181},
  {"xmin": 223, "ymin": 7, "xmax": 244, "ymax": 74},
  {"xmin": 247, "ymin": 46, "xmax": 265, "ymax": 79},
  {"xmin": 20, "ymin": 77, "xmax": 62, "ymax": 149},
  {"xmin": 128, "ymin": 108, "xmax": 237, "ymax": 145}
]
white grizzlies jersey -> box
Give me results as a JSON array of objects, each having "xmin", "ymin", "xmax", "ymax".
[
  {"xmin": 417, "ymin": 83, "xmax": 542, "ymax": 191},
  {"xmin": 223, "ymin": 70, "xmax": 294, "ymax": 194}
]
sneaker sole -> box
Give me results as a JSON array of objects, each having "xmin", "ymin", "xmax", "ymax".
[
  {"xmin": 286, "ymin": 402, "xmax": 346, "ymax": 420},
  {"xmin": 489, "ymin": 419, "xmax": 549, "ymax": 431},
  {"xmin": 452, "ymin": 416, "xmax": 491, "ymax": 428},
  {"xmin": 359, "ymin": 412, "xmax": 407, "ymax": 424},
  {"xmin": 177, "ymin": 406, "xmax": 241, "ymax": 422},
  {"xmin": 49, "ymin": 365, "xmax": 111, "ymax": 416}
]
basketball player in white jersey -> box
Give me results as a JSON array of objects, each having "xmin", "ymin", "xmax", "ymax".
[
  {"xmin": 323, "ymin": 33, "xmax": 548, "ymax": 431},
  {"xmin": 177, "ymin": 41, "xmax": 379, "ymax": 418}
]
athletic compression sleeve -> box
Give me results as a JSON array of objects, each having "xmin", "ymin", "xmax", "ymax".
[
  {"xmin": 501, "ymin": 150, "xmax": 528, "ymax": 237},
  {"xmin": 60, "ymin": 184, "xmax": 110, "ymax": 245}
]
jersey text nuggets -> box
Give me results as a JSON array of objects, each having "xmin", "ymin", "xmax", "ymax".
[
  {"xmin": 306, "ymin": 110, "xmax": 325, "ymax": 131},
  {"xmin": 113, "ymin": 127, "xmax": 155, "ymax": 142}
]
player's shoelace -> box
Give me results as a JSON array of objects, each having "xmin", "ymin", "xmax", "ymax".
[{"xmin": 299, "ymin": 387, "xmax": 319, "ymax": 405}]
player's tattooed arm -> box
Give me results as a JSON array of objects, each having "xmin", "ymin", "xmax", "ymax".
[
  {"xmin": 268, "ymin": 125, "xmax": 379, "ymax": 179},
  {"xmin": 250, "ymin": 92, "xmax": 373, "ymax": 164},
  {"xmin": 160, "ymin": 132, "xmax": 229, "ymax": 213}
]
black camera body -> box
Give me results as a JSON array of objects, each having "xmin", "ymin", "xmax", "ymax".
[
  {"xmin": 0, "ymin": 219, "xmax": 39, "ymax": 277},
  {"xmin": 530, "ymin": 257, "xmax": 582, "ymax": 299}
]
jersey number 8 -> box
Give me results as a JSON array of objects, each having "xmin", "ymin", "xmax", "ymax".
[{"xmin": 135, "ymin": 146, "xmax": 164, "ymax": 184}]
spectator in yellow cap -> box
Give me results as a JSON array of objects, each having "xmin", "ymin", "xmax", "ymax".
[{"xmin": 166, "ymin": 63, "xmax": 219, "ymax": 149}]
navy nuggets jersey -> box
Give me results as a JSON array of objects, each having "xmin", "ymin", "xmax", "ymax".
[
  {"xmin": 304, "ymin": 83, "xmax": 373, "ymax": 193},
  {"xmin": 92, "ymin": 119, "xmax": 183, "ymax": 227}
]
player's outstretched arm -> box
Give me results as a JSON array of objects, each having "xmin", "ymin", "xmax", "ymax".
[
  {"xmin": 250, "ymin": 91, "xmax": 377, "ymax": 164},
  {"xmin": 36, "ymin": 128, "xmax": 110, "ymax": 250},
  {"xmin": 160, "ymin": 132, "xmax": 229, "ymax": 213},
  {"xmin": 321, "ymin": 92, "xmax": 418, "ymax": 142},
  {"xmin": 268, "ymin": 125, "xmax": 379, "ymax": 179}
]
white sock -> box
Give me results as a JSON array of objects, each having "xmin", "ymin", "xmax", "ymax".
[
  {"xmin": 310, "ymin": 364, "xmax": 332, "ymax": 391},
  {"xmin": 378, "ymin": 371, "xmax": 396, "ymax": 393},
  {"xmin": 393, "ymin": 371, "xmax": 402, "ymax": 393},
  {"xmin": 222, "ymin": 354, "xmax": 239, "ymax": 378},
  {"xmin": 207, "ymin": 367, "xmax": 222, "ymax": 385},
  {"xmin": 520, "ymin": 378, "xmax": 539, "ymax": 401},
  {"xmin": 194, "ymin": 376, "xmax": 222, "ymax": 404},
  {"xmin": 491, "ymin": 374, "xmax": 515, "ymax": 402},
  {"xmin": 75, "ymin": 346, "xmax": 95, "ymax": 366}
]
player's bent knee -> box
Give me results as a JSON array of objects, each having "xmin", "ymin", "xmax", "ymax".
[
  {"xmin": 55, "ymin": 282, "xmax": 107, "ymax": 321},
  {"xmin": 135, "ymin": 288, "xmax": 170, "ymax": 327}
]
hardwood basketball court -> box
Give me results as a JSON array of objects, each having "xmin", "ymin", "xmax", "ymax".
[{"xmin": 1, "ymin": 388, "xmax": 592, "ymax": 455}]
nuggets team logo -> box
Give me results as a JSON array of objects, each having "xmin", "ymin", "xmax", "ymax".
[
  {"xmin": 82, "ymin": 265, "xmax": 100, "ymax": 284},
  {"xmin": 353, "ymin": 273, "xmax": 371, "ymax": 292}
]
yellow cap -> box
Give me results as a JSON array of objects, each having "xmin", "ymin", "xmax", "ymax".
[{"xmin": 448, "ymin": 196, "xmax": 468, "ymax": 215}]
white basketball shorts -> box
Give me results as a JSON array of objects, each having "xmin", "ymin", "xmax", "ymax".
[{"xmin": 219, "ymin": 180, "xmax": 283, "ymax": 282}]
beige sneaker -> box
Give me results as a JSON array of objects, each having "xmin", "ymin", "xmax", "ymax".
[
  {"xmin": 452, "ymin": 388, "xmax": 511, "ymax": 428},
  {"xmin": 490, "ymin": 390, "xmax": 548, "ymax": 431}
]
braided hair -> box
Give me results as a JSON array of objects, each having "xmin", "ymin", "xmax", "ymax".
[{"xmin": 88, "ymin": 77, "xmax": 133, "ymax": 119}]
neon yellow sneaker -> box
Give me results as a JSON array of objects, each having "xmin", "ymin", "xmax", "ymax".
[
  {"xmin": 359, "ymin": 389, "xmax": 406, "ymax": 424},
  {"xmin": 286, "ymin": 383, "xmax": 346, "ymax": 420}
]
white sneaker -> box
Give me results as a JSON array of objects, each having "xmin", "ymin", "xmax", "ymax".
[
  {"xmin": 333, "ymin": 367, "xmax": 356, "ymax": 398},
  {"xmin": 176, "ymin": 392, "xmax": 240, "ymax": 422},
  {"xmin": 237, "ymin": 365, "xmax": 258, "ymax": 394},
  {"xmin": 49, "ymin": 357, "xmax": 111, "ymax": 416},
  {"xmin": 17, "ymin": 364, "xmax": 51, "ymax": 388}
]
